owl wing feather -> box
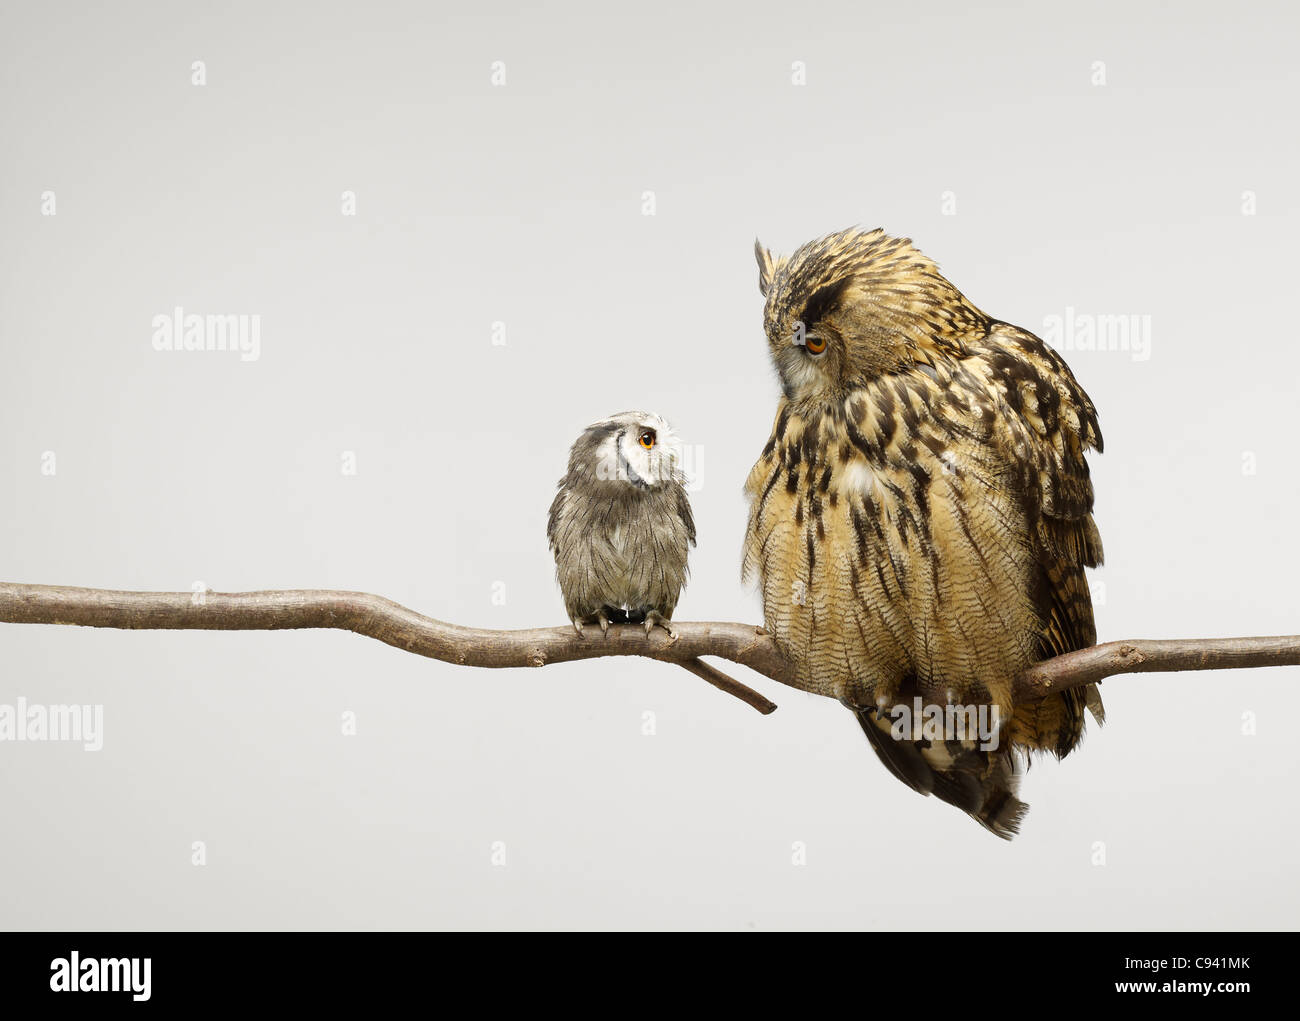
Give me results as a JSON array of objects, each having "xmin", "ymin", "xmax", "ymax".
[{"xmin": 968, "ymin": 323, "xmax": 1106, "ymax": 753}]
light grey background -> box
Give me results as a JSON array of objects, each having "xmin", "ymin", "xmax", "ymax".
[{"xmin": 2, "ymin": 0, "xmax": 1296, "ymax": 930}]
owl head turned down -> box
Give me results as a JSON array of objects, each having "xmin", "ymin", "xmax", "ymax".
[
  {"xmin": 563, "ymin": 410, "xmax": 683, "ymax": 490},
  {"xmin": 753, "ymin": 227, "xmax": 990, "ymax": 405}
]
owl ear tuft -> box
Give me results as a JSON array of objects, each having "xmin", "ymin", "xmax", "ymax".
[{"xmin": 755, "ymin": 239, "xmax": 777, "ymax": 298}]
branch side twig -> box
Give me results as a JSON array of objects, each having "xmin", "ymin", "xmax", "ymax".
[{"xmin": 2, "ymin": 583, "xmax": 1297, "ymax": 714}]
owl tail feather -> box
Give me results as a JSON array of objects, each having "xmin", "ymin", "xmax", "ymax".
[
  {"xmin": 1009, "ymin": 683, "xmax": 1105, "ymax": 759},
  {"xmin": 844, "ymin": 701, "xmax": 1028, "ymax": 840}
]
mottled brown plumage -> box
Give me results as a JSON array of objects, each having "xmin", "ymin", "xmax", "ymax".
[{"xmin": 744, "ymin": 228, "xmax": 1104, "ymax": 838}]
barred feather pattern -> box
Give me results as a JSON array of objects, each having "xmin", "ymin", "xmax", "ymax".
[{"xmin": 744, "ymin": 228, "xmax": 1104, "ymax": 838}]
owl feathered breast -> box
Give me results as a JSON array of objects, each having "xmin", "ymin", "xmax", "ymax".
[{"xmin": 743, "ymin": 228, "xmax": 1104, "ymax": 838}]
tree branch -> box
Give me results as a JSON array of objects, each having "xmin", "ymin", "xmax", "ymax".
[
  {"xmin": 2, "ymin": 583, "xmax": 1297, "ymax": 716},
  {"xmin": 0, "ymin": 582, "xmax": 785, "ymax": 714},
  {"xmin": 1018, "ymin": 636, "xmax": 1300, "ymax": 693}
]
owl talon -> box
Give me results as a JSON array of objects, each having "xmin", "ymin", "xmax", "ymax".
[
  {"xmin": 643, "ymin": 611, "xmax": 677, "ymax": 641},
  {"xmin": 597, "ymin": 610, "xmax": 611, "ymax": 636},
  {"xmin": 571, "ymin": 619, "xmax": 585, "ymax": 639}
]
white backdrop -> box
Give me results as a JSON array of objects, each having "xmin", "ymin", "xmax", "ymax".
[{"xmin": 2, "ymin": 0, "xmax": 1296, "ymax": 929}]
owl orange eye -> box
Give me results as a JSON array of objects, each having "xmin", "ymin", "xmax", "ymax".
[
  {"xmin": 639, "ymin": 430, "xmax": 656, "ymax": 449},
  {"xmin": 805, "ymin": 335, "xmax": 827, "ymax": 355}
]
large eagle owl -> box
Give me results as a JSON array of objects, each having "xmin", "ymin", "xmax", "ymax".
[{"xmin": 743, "ymin": 228, "xmax": 1104, "ymax": 838}]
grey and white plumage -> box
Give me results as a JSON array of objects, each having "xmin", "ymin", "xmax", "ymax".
[{"xmin": 547, "ymin": 411, "xmax": 696, "ymax": 637}]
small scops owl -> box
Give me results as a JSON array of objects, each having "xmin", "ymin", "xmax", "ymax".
[
  {"xmin": 744, "ymin": 228, "xmax": 1105, "ymax": 838},
  {"xmin": 548, "ymin": 411, "xmax": 696, "ymax": 638}
]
